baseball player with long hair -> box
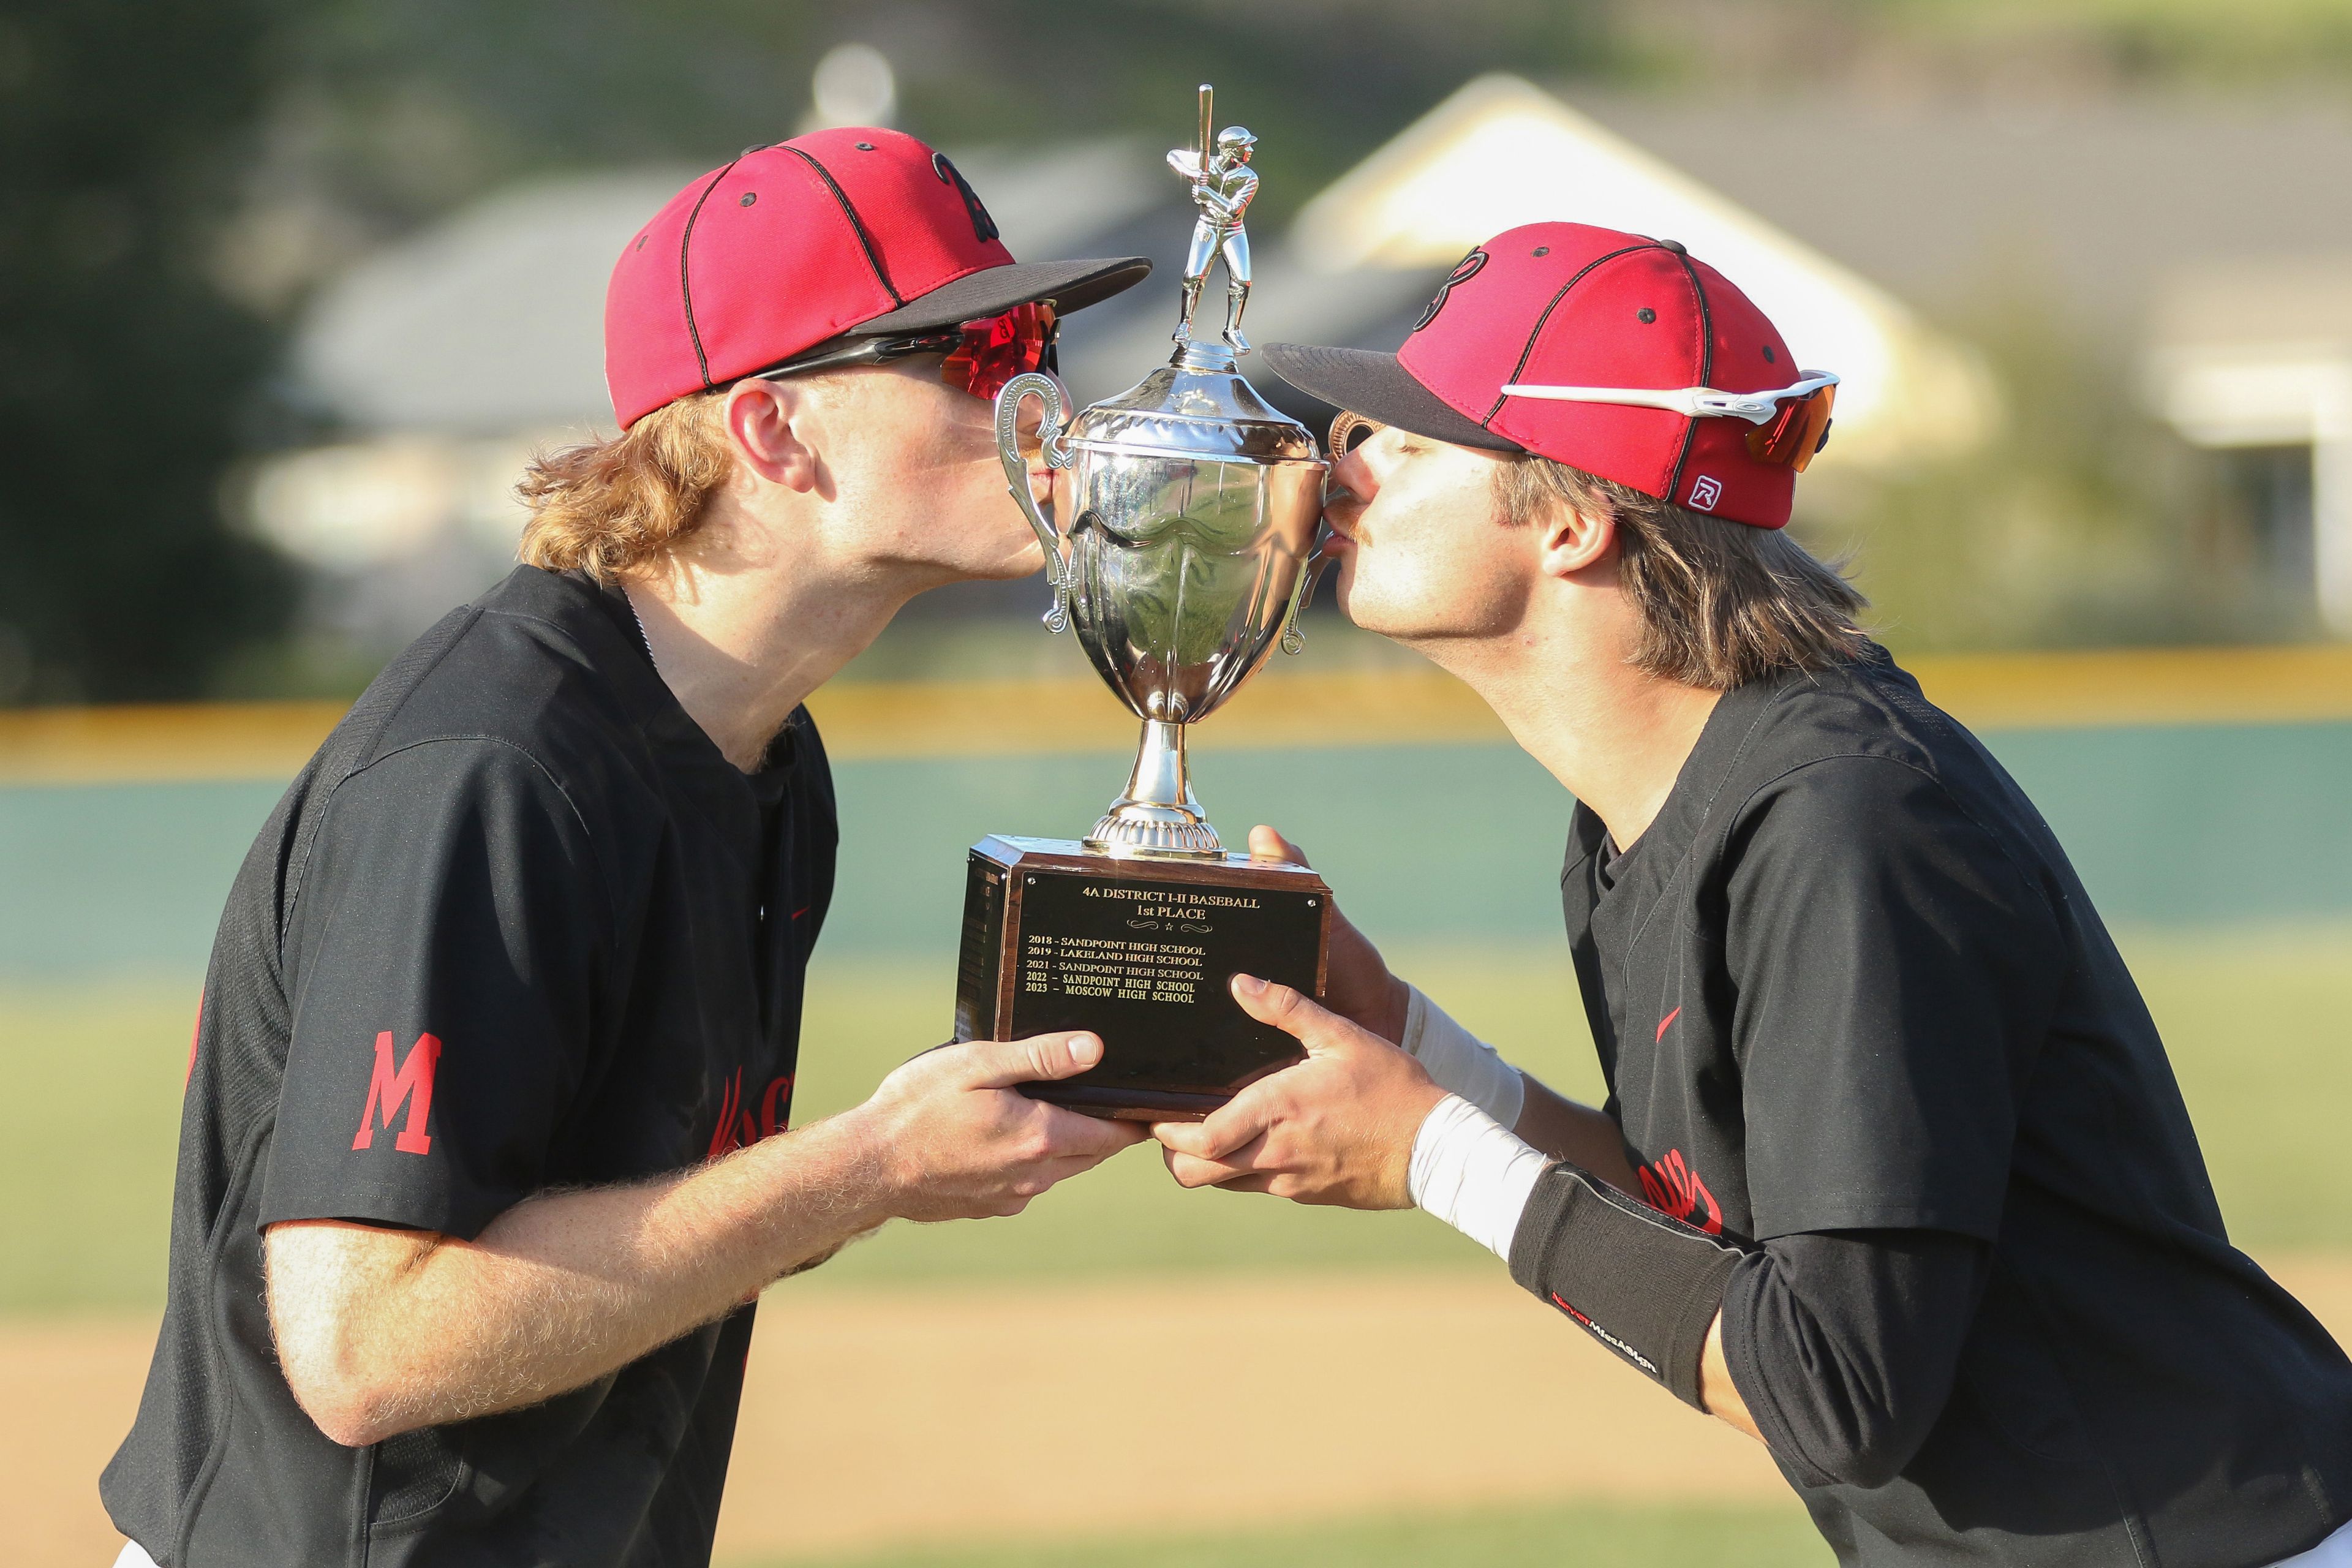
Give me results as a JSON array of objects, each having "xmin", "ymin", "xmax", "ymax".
[
  {"xmin": 1155, "ymin": 222, "xmax": 2352, "ymax": 1566},
  {"xmin": 102, "ymin": 130, "xmax": 1150, "ymax": 1567}
]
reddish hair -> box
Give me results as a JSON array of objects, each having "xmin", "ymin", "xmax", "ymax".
[{"xmin": 517, "ymin": 389, "xmax": 733, "ymax": 580}]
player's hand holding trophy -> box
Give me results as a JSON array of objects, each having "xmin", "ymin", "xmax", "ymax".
[{"xmin": 957, "ymin": 85, "xmax": 1335, "ymax": 1120}]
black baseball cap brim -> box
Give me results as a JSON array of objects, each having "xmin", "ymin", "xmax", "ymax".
[
  {"xmin": 857, "ymin": 256, "xmax": 1151, "ymax": 334},
  {"xmin": 1259, "ymin": 343, "xmax": 1523, "ymax": 453}
]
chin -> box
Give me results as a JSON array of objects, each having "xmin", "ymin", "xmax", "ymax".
[
  {"xmin": 1332, "ymin": 561, "xmax": 1378, "ymax": 630},
  {"xmin": 976, "ymin": 522, "xmax": 1048, "ymax": 579},
  {"xmin": 919, "ymin": 491, "xmax": 1047, "ymax": 582},
  {"xmin": 1333, "ymin": 573, "xmax": 1436, "ymax": 643},
  {"xmin": 971, "ymin": 551, "xmax": 1045, "ymax": 584}
]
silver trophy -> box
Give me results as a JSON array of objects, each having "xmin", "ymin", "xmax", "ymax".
[
  {"xmin": 958, "ymin": 86, "xmax": 1333, "ymax": 1115},
  {"xmin": 992, "ymin": 86, "xmax": 1325, "ymax": 860}
]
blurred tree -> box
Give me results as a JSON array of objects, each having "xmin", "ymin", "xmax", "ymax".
[
  {"xmin": 1803, "ymin": 288, "xmax": 2305, "ymax": 653},
  {"xmin": 256, "ymin": 0, "xmax": 1616, "ymax": 238},
  {"xmin": 0, "ymin": 0, "xmax": 299, "ymax": 703}
]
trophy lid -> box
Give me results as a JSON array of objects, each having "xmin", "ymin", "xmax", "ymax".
[{"xmin": 1063, "ymin": 344, "xmax": 1319, "ymax": 466}]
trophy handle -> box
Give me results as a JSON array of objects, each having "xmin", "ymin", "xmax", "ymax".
[
  {"xmin": 994, "ymin": 372, "xmax": 1076, "ymax": 633},
  {"xmin": 1278, "ymin": 521, "xmax": 1335, "ymax": 655}
]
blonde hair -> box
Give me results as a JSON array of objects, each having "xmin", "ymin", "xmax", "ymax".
[
  {"xmin": 518, "ymin": 388, "xmax": 733, "ymax": 581},
  {"xmin": 1492, "ymin": 456, "xmax": 1868, "ymax": 689}
]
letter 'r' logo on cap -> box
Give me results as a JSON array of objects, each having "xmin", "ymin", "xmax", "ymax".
[{"xmin": 1688, "ymin": 475, "xmax": 1723, "ymax": 511}]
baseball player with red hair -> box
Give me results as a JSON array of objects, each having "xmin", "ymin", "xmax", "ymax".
[{"xmin": 103, "ymin": 130, "xmax": 1150, "ymax": 1567}]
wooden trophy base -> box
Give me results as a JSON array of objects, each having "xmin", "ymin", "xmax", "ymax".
[{"xmin": 952, "ymin": 835, "xmax": 1332, "ymax": 1120}]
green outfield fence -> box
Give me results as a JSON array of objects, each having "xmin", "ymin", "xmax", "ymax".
[{"xmin": 4, "ymin": 650, "xmax": 2351, "ymax": 979}]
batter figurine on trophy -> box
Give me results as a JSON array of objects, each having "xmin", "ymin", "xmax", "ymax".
[{"xmin": 1167, "ymin": 85, "xmax": 1258, "ymax": 352}]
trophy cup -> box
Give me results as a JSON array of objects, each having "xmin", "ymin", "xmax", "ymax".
[{"xmin": 954, "ymin": 84, "xmax": 1332, "ymax": 1120}]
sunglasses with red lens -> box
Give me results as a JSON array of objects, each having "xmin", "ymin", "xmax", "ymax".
[
  {"xmin": 1744, "ymin": 382, "xmax": 1835, "ymax": 472},
  {"xmin": 755, "ymin": 301, "xmax": 1059, "ymax": 401},
  {"xmin": 943, "ymin": 301, "xmax": 1058, "ymax": 401}
]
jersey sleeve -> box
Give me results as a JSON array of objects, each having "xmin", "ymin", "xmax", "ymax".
[
  {"xmin": 257, "ymin": 738, "xmax": 612, "ymax": 1241},
  {"xmin": 1722, "ymin": 1229, "xmax": 1991, "ymax": 1488},
  {"xmin": 1723, "ymin": 755, "xmax": 2065, "ymax": 1241}
]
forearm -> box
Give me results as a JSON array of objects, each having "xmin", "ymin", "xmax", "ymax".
[
  {"xmin": 1398, "ymin": 987, "xmax": 1637, "ymax": 1194},
  {"xmin": 1698, "ymin": 1308, "xmax": 1762, "ymax": 1439},
  {"xmin": 1510, "ymin": 1079, "xmax": 1638, "ymax": 1194},
  {"xmin": 271, "ymin": 1110, "xmax": 890, "ymax": 1444},
  {"xmin": 1423, "ymin": 1143, "xmax": 1982, "ymax": 1468},
  {"xmin": 1407, "ymin": 1096, "xmax": 1743, "ymax": 1415}
]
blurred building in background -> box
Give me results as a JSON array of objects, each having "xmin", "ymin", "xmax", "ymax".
[
  {"xmin": 1569, "ymin": 86, "xmax": 2352, "ymax": 633},
  {"xmin": 243, "ymin": 58, "xmax": 2352, "ymax": 660},
  {"xmin": 1254, "ymin": 75, "xmax": 1996, "ymax": 470},
  {"xmin": 2147, "ymin": 262, "xmax": 2352, "ymax": 631}
]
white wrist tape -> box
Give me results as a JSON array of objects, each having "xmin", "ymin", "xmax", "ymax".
[
  {"xmin": 1401, "ymin": 986, "xmax": 1524, "ymax": 1130},
  {"xmin": 1408, "ymin": 1093, "xmax": 1551, "ymax": 1261}
]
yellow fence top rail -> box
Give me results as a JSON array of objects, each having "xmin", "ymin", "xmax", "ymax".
[{"xmin": 2, "ymin": 644, "xmax": 2348, "ymax": 785}]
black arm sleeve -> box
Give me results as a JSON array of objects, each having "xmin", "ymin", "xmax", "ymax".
[
  {"xmin": 1509, "ymin": 1162, "xmax": 1749, "ymax": 1408},
  {"xmin": 1722, "ymin": 1229, "xmax": 1991, "ymax": 1489}
]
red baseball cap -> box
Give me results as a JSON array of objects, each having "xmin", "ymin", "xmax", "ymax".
[
  {"xmin": 605, "ymin": 127, "xmax": 1150, "ymax": 429},
  {"xmin": 1262, "ymin": 222, "xmax": 1827, "ymax": 529}
]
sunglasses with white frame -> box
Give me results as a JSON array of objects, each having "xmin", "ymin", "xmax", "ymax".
[{"xmin": 1495, "ymin": 371, "xmax": 1838, "ymax": 424}]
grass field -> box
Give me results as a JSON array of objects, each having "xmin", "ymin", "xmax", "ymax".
[
  {"xmin": 733, "ymin": 1499, "xmax": 1829, "ymax": 1568},
  {"xmin": 5, "ymin": 912, "xmax": 2348, "ymax": 1567},
  {"xmin": 7, "ymin": 925, "xmax": 2350, "ymax": 1313}
]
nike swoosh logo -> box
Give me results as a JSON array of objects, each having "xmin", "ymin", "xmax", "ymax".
[{"xmin": 1656, "ymin": 1006, "xmax": 1682, "ymax": 1042}]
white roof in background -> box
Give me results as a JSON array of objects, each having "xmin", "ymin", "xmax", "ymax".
[
  {"xmin": 293, "ymin": 141, "xmax": 1166, "ymax": 437},
  {"xmin": 2146, "ymin": 256, "xmax": 2352, "ymax": 449},
  {"xmin": 1570, "ymin": 88, "xmax": 2352, "ymax": 328},
  {"xmin": 1287, "ymin": 74, "xmax": 1996, "ymax": 465},
  {"xmin": 2152, "ymin": 257, "xmax": 2352, "ymax": 356}
]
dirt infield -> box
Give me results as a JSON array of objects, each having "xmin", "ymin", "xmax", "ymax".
[{"xmin": 13, "ymin": 1257, "xmax": 2351, "ymax": 1568}]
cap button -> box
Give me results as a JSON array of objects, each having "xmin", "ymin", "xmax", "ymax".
[{"xmin": 1656, "ymin": 238, "xmax": 1687, "ymax": 255}]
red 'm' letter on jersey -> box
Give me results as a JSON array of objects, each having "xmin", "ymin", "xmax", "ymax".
[{"xmin": 353, "ymin": 1031, "xmax": 441, "ymax": 1155}]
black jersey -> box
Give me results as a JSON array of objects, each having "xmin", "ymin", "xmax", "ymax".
[
  {"xmin": 102, "ymin": 565, "xmax": 837, "ymax": 1567},
  {"xmin": 1561, "ymin": 646, "xmax": 2352, "ymax": 1566}
]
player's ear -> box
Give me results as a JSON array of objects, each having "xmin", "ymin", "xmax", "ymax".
[
  {"xmin": 1533, "ymin": 496, "xmax": 1615, "ymax": 581},
  {"xmin": 723, "ymin": 378, "xmax": 821, "ymax": 494}
]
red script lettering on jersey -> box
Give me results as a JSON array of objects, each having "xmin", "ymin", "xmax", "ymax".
[
  {"xmin": 1637, "ymin": 1147, "xmax": 1723, "ymax": 1236},
  {"xmin": 706, "ymin": 1067, "xmax": 796, "ymax": 1161},
  {"xmin": 353, "ymin": 1031, "xmax": 441, "ymax": 1155}
]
